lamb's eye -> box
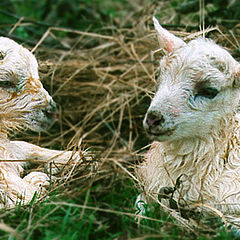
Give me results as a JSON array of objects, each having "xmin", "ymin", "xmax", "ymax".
[
  {"xmin": 195, "ymin": 87, "xmax": 219, "ymax": 99},
  {"xmin": 0, "ymin": 81, "xmax": 15, "ymax": 88},
  {"xmin": 0, "ymin": 51, "xmax": 6, "ymax": 60}
]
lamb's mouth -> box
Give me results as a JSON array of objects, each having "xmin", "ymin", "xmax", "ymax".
[
  {"xmin": 27, "ymin": 109, "xmax": 58, "ymax": 132},
  {"xmin": 147, "ymin": 127, "xmax": 175, "ymax": 137}
]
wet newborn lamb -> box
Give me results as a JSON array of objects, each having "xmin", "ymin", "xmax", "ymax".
[
  {"xmin": 136, "ymin": 17, "xmax": 240, "ymax": 226},
  {"xmin": 0, "ymin": 37, "xmax": 83, "ymax": 208}
]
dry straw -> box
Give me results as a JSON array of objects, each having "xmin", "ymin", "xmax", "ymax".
[{"xmin": 4, "ymin": 0, "xmax": 240, "ymax": 236}]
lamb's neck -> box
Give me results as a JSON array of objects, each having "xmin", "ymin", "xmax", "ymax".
[
  {"xmin": 141, "ymin": 115, "xmax": 238, "ymax": 204},
  {"xmin": 165, "ymin": 137, "xmax": 225, "ymax": 164},
  {"xmin": 161, "ymin": 120, "xmax": 234, "ymax": 175}
]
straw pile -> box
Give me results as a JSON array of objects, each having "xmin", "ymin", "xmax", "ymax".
[{"xmin": 5, "ymin": 0, "xmax": 240, "ymax": 236}]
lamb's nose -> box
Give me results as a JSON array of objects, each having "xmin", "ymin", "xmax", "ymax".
[
  {"xmin": 146, "ymin": 111, "xmax": 165, "ymax": 128},
  {"xmin": 44, "ymin": 100, "xmax": 58, "ymax": 118}
]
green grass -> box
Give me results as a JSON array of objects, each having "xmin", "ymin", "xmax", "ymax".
[
  {"xmin": 0, "ymin": 177, "xmax": 235, "ymax": 240},
  {"xmin": 0, "ymin": 179, "xmax": 158, "ymax": 239},
  {"xmin": 0, "ymin": 178, "xmax": 178, "ymax": 239},
  {"xmin": 0, "ymin": 1, "xmax": 239, "ymax": 239}
]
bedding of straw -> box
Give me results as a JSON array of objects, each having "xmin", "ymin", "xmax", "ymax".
[{"xmin": 2, "ymin": 0, "xmax": 240, "ymax": 237}]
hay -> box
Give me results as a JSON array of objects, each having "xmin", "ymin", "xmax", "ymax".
[{"xmin": 4, "ymin": 0, "xmax": 240, "ymax": 237}]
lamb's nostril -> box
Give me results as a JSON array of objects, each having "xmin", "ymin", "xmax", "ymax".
[
  {"xmin": 49, "ymin": 100, "xmax": 57, "ymax": 113},
  {"xmin": 44, "ymin": 100, "xmax": 58, "ymax": 119},
  {"xmin": 146, "ymin": 111, "xmax": 165, "ymax": 127}
]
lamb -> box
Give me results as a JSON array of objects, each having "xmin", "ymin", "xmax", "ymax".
[
  {"xmin": 136, "ymin": 17, "xmax": 240, "ymax": 227},
  {"xmin": 0, "ymin": 37, "xmax": 85, "ymax": 208}
]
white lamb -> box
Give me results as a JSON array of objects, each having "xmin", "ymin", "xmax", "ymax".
[
  {"xmin": 136, "ymin": 17, "xmax": 240, "ymax": 227},
  {"xmin": 0, "ymin": 37, "xmax": 84, "ymax": 208}
]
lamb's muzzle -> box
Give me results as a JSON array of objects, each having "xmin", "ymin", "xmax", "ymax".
[
  {"xmin": 145, "ymin": 111, "xmax": 165, "ymax": 129},
  {"xmin": 144, "ymin": 110, "xmax": 177, "ymax": 138},
  {"xmin": 33, "ymin": 99, "xmax": 58, "ymax": 131},
  {"xmin": 43, "ymin": 99, "xmax": 58, "ymax": 121}
]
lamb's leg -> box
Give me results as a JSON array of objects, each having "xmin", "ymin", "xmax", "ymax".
[
  {"xmin": 23, "ymin": 171, "xmax": 50, "ymax": 187},
  {"xmin": 9, "ymin": 141, "xmax": 91, "ymax": 173},
  {"xmin": 0, "ymin": 140, "xmax": 87, "ymax": 207},
  {"xmin": 0, "ymin": 170, "xmax": 48, "ymax": 208}
]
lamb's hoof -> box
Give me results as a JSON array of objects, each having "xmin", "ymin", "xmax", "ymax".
[{"xmin": 23, "ymin": 172, "xmax": 51, "ymax": 187}]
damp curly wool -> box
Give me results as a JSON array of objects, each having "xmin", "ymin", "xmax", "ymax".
[
  {"xmin": 0, "ymin": 37, "xmax": 86, "ymax": 208},
  {"xmin": 136, "ymin": 17, "xmax": 240, "ymax": 227}
]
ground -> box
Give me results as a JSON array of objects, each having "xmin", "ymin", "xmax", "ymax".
[{"xmin": 0, "ymin": 0, "xmax": 239, "ymax": 239}]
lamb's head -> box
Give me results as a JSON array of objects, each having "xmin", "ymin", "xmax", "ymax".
[
  {"xmin": 144, "ymin": 17, "xmax": 240, "ymax": 142},
  {"xmin": 0, "ymin": 37, "xmax": 57, "ymax": 132}
]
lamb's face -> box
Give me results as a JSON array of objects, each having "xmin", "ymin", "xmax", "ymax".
[
  {"xmin": 0, "ymin": 37, "xmax": 57, "ymax": 132},
  {"xmin": 144, "ymin": 18, "xmax": 240, "ymax": 142}
]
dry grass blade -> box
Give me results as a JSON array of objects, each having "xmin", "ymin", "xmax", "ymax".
[
  {"xmin": 6, "ymin": 1, "xmax": 239, "ymax": 238},
  {"xmin": 0, "ymin": 222, "xmax": 16, "ymax": 235},
  {"xmin": 44, "ymin": 201, "xmax": 164, "ymax": 223}
]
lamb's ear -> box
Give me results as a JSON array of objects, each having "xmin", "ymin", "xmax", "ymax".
[{"xmin": 153, "ymin": 17, "xmax": 186, "ymax": 53}]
